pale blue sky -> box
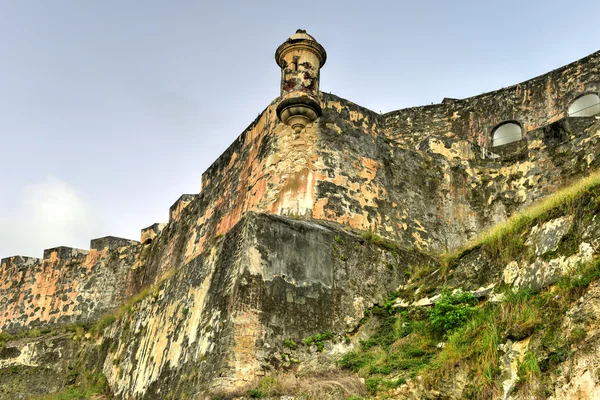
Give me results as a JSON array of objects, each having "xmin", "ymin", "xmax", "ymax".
[{"xmin": 1, "ymin": 0, "xmax": 599, "ymax": 258}]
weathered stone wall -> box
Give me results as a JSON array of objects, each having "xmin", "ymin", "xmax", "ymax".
[
  {"xmin": 0, "ymin": 333, "xmax": 80, "ymax": 399},
  {"xmin": 3, "ymin": 59, "xmax": 600, "ymax": 334},
  {"xmin": 1, "ymin": 45, "xmax": 599, "ymax": 398},
  {"xmin": 0, "ymin": 239, "xmax": 140, "ymax": 333},
  {"xmin": 139, "ymin": 101, "xmax": 326, "ymax": 282},
  {"xmin": 421, "ymin": 116, "xmax": 600, "ymax": 249},
  {"xmin": 72, "ymin": 49, "xmax": 600, "ymax": 292},
  {"xmin": 99, "ymin": 213, "xmax": 432, "ymax": 399},
  {"xmin": 307, "ymin": 94, "xmax": 600, "ymax": 251},
  {"xmin": 2, "ymin": 180, "xmax": 599, "ymax": 399},
  {"xmin": 384, "ymin": 50, "xmax": 600, "ymax": 148}
]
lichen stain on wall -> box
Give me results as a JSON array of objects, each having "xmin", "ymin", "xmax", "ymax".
[
  {"xmin": 0, "ymin": 246, "xmax": 139, "ymax": 332},
  {"xmin": 269, "ymin": 167, "xmax": 315, "ymax": 216},
  {"xmin": 105, "ymin": 265, "xmax": 218, "ymax": 398}
]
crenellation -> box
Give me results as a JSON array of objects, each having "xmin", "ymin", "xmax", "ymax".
[
  {"xmin": 140, "ymin": 223, "xmax": 167, "ymax": 245},
  {"xmin": 169, "ymin": 194, "xmax": 198, "ymax": 222},
  {"xmin": 383, "ymin": 50, "xmax": 600, "ymax": 149},
  {"xmin": 0, "ymin": 242, "xmax": 141, "ymax": 333},
  {"xmin": 90, "ymin": 236, "xmax": 140, "ymax": 251},
  {"xmin": 0, "ymin": 255, "xmax": 41, "ymax": 270},
  {"xmin": 42, "ymin": 246, "xmax": 89, "ymax": 261}
]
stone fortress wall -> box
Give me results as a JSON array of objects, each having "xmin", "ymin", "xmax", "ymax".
[
  {"xmin": 0, "ymin": 241, "xmax": 139, "ymax": 334},
  {"xmin": 384, "ymin": 50, "xmax": 600, "ymax": 148},
  {"xmin": 1, "ymin": 33, "xmax": 599, "ymax": 350}
]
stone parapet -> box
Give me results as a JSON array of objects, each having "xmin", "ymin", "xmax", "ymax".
[{"xmin": 383, "ymin": 50, "xmax": 600, "ymax": 149}]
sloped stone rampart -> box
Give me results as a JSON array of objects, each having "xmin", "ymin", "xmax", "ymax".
[{"xmin": 98, "ymin": 213, "xmax": 433, "ymax": 399}]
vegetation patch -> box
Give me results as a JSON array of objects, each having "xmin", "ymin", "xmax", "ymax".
[
  {"xmin": 303, "ymin": 331, "xmax": 334, "ymax": 352},
  {"xmin": 283, "ymin": 338, "xmax": 297, "ymax": 350},
  {"xmin": 360, "ymin": 230, "xmax": 402, "ymax": 254},
  {"xmin": 340, "ymin": 256, "xmax": 600, "ymax": 399},
  {"xmin": 0, "ymin": 323, "xmax": 88, "ymax": 351},
  {"xmin": 33, "ymin": 371, "xmax": 108, "ymax": 400},
  {"xmin": 443, "ymin": 169, "xmax": 600, "ymax": 267},
  {"xmin": 212, "ymin": 371, "xmax": 366, "ymax": 400},
  {"xmin": 428, "ymin": 291, "xmax": 478, "ymax": 336}
]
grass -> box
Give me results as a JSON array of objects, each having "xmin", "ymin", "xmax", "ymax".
[
  {"xmin": 34, "ymin": 386, "xmax": 103, "ymax": 400},
  {"xmin": 428, "ymin": 308, "xmax": 502, "ymax": 397},
  {"xmin": 442, "ymin": 168, "xmax": 600, "ymax": 266},
  {"xmin": 0, "ymin": 323, "xmax": 89, "ymax": 351},
  {"xmin": 360, "ymin": 230, "xmax": 401, "ymax": 254},
  {"xmin": 216, "ymin": 371, "xmax": 367, "ymax": 400},
  {"xmin": 339, "ymin": 310, "xmax": 436, "ymax": 382},
  {"xmin": 303, "ymin": 331, "xmax": 334, "ymax": 352},
  {"xmin": 33, "ymin": 372, "xmax": 108, "ymax": 400},
  {"xmin": 498, "ymin": 289, "xmax": 541, "ymax": 340},
  {"xmin": 518, "ymin": 351, "xmax": 541, "ymax": 383},
  {"xmin": 339, "ymin": 255, "xmax": 600, "ymax": 399},
  {"xmin": 516, "ymin": 351, "xmax": 542, "ymax": 396}
]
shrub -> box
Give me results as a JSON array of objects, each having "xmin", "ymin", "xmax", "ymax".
[
  {"xmin": 303, "ymin": 331, "xmax": 334, "ymax": 352},
  {"xmin": 247, "ymin": 388, "xmax": 264, "ymax": 398},
  {"xmin": 339, "ymin": 351, "xmax": 375, "ymax": 372},
  {"xmin": 365, "ymin": 377, "xmax": 381, "ymax": 394},
  {"xmin": 429, "ymin": 291, "xmax": 478, "ymax": 336},
  {"xmin": 283, "ymin": 339, "xmax": 297, "ymax": 350}
]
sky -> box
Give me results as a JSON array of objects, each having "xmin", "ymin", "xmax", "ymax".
[{"xmin": 1, "ymin": 0, "xmax": 600, "ymax": 259}]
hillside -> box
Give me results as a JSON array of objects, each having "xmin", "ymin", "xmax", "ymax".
[{"xmin": 333, "ymin": 170, "xmax": 600, "ymax": 399}]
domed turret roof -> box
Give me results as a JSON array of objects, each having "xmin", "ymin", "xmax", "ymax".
[
  {"xmin": 289, "ymin": 29, "xmax": 317, "ymax": 41},
  {"xmin": 275, "ymin": 29, "xmax": 327, "ymax": 68}
]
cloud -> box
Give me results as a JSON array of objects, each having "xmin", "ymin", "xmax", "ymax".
[{"xmin": 0, "ymin": 177, "xmax": 103, "ymax": 259}]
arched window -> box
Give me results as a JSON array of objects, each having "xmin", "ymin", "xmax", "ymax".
[
  {"xmin": 568, "ymin": 93, "xmax": 600, "ymax": 117},
  {"xmin": 492, "ymin": 122, "xmax": 522, "ymax": 147}
]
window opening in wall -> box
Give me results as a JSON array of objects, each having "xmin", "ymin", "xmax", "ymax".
[
  {"xmin": 492, "ymin": 122, "xmax": 522, "ymax": 147},
  {"xmin": 568, "ymin": 93, "xmax": 600, "ymax": 117},
  {"xmin": 143, "ymin": 238, "xmax": 153, "ymax": 246}
]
